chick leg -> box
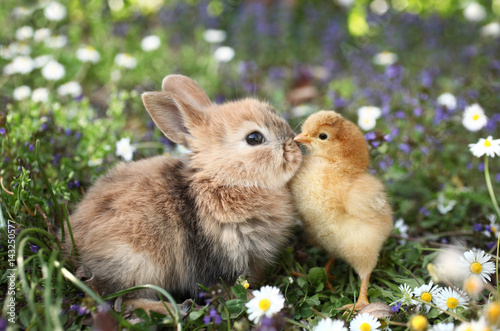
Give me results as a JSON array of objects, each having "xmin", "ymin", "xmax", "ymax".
[
  {"xmin": 325, "ymin": 257, "xmax": 337, "ymax": 291},
  {"xmin": 341, "ymin": 274, "xmax": 371, "ymax": 311}
]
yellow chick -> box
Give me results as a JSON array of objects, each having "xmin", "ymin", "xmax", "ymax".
[{"xmin": 290, "ymin": 110, "xmax": 393, "ymax": 310}]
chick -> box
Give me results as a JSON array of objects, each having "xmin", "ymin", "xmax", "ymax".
[{"xmin": 290, "ymin": 110, "xmax": 393, "ymax": 310}]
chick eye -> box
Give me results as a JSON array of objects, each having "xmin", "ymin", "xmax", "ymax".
[
  {"xmin": 246, "ymin": 131, "xmax": 265, "ymax": 145},
  {"xmin": 319, "ymin": 133, "xmax": 328, "ymax": 140}
]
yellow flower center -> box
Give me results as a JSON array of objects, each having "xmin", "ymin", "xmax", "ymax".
[
  {"xmin": 486, "ymin": 302, "xmax": 500, "ymax": 323},
  {"xmin": 258, "ymin": 298, "xmax": 271, "ymax": 312},
  {"xmin": 484, "ymin": 139, "xmax": 492, "ymax": 147},
  {"xmin": 360, "ymin": 322, "xmax": 371, "ymax": 331},
  {"xmin": 446, "ymin": 297, "xmax": 459, "ymax": 309},
  {"xmin": 410, "ymin": 315, "xmax": 428, "ymax": 331},
  {"xmin": 243, "ymin": 281, "xmax": 250, "ymax": 289},
  {"xmin": 470, "ymin": 262, "xmax": 482, "ymax": 274},
  {"xmin": 492, "ymin": 226, "xmax": 497, "ymax": 233},
  {"xmin": 421, "ymin": 292, "xmax": 432, "ymax": 302},
  {"xmin": 473, "ymin": 114, "xmax": 480, "ymax": 121}
]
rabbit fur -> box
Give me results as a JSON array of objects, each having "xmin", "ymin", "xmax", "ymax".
[{"xmin": 67, "ymin": 75, "xmax": 302, "ymax": 301}]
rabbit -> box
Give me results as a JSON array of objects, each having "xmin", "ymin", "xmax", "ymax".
[{"xmin": 66, "ymin": 75, "xmax": 303, "ymax": 309}]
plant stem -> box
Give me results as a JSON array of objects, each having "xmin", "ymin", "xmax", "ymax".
[{"xmin": 484, "ymin": 156, "xmax": 500, "ymax": 298}]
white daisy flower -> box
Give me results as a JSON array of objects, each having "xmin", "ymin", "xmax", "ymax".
[
  {"xmin": 141, "ymin": 35, "xmax": 161, "ymax": 52},
  {"xmin": 394, "ymin": 218, "xmax": 409, "ymax": 238},
  {"xmin": 412, "ymin": 281, "xmax": 440, "ymax": 312},
  {"xmin": 245, "ymin": 285, "xmax": 285, "ymax": 323},
  {"xmin": 16, "ymin": 26, "xmax": 34, "ymax": 41},
  {"xmin": 76, "ymin": 46, "xmax": 101, "ymax": 63},
  {"xmin": 41, "ymin": 60, "xmax": 65, "ymax": 81},
  {"xmin": 57, "ymin": 81, "xmax": 82, "ymax": 97},
  {"xmin": 468, "ymin": 136, "xmax": 500, "ymax": 158},
  {"xmin": 463, "ymin": 2, "xmax": 487, "ymax": 22},
  {"xmin": 358, "ymin": 115, "xmax": 377, "ymax": 131},
  {"xmin": 115, "ymin": 53, "xmax": 137, "ymax": 69},
  {"xmin": 462, "ymin": 103, "xmax": 487, "ymax": 131},
  {"xmin": 397, "ymin": 283, "xmax": 414, "ymax": 306},
  {"xmin": 433, "ymin": 247, "xmax": 466, "ymax": 283},
  {"xmin": 459, "ymin": 249, "xmax": 495, "ymax": 283},
  {"xmin": 13, "ymin": 85, "xmax": 31, "ymax": 101},
  {"xmin": 9, "ymin": 42, "xmax": 31, "ymax": 56},
  {"xmin": 12, "ymin": 6, "xmax": 32, "ymax": 18},
  {"xmin": 3, "ymin": 63, "xmax": 15, "ymax": 75},
  {"xmin": 34, "ymin": 28, "xmax": 52, "ymax": 43},
  {"xmin": 34, "ymin": 55, "xmax": 53, "ymax": 68},
  {"xmin": 45, "ymin": 35, "xmax": 68, "ymax": 49},
  {"xmin": 358, "ymin": 106, "xmax": 382, "ymax": 120},
  {"xmin": 214, "ymin": 46, "xmax": 235, "ymax": 63},
  {"xmin": 10, "ymin": 55, "xmax": 35, "ymax": 74},
  {"xmin": 485, "ymin": 302, "xmax": 500, "ymax": 325},
  {"xmin": 337, "ymin": 0, "xmax": 355, "ymax": 8},
  {"xmin": 436, "ymin": 92, "xmax": 457, "ymax": 110},
  {"xmin": 314, "ymin": 318, "xmax": 348, "ymax": 331},
  {"xmin": 373, "ymin": 51, "xmax": 398, "ymax": 66},
  {"xmin": 31, "ymin": 88, "xmax": 49, "ymax": 103},
  {"xmin": 430, "ymin": 322, "xmax": 455, "ymax": 331},
  {"xmin": 463, "ymin": 275, "xmax": 484, "ymax": 297},
  {"xmin": 44, "ymin": 1, "xmax": 67, "ymax": 21},
  {"xmin": 0, "ymin": 44, "xmax": 14, "ymax": 60},
  {"xmin": 481, "ymin": 22, "xmax": 500, "ymax": 38},
  {"xmin": 349, "ymin": 313, "xmax": 381, "ymax": 331},
  {"xmin": 88, "ymin": 157, "xmax": 103, "ymax": 167},
  {"xmin": 203, "ymin": 29, "xmax": 227, "ymax": 43},
  {"xmin": 434, "ymin": 287, "xmax": 468, "ymax": 314},
  {"xmin": 370, "ymin": 0, "xmax": 389, "ymax": 16},
  {"xmin": 484, "ymin": 214, "xmax": 499, "ymax": 238},
  {"xmin": 116, "ymin": 137, "xmax": 136, "ymax": 162}
]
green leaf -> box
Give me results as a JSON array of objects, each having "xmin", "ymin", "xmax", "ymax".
[
  {"xmin": 308, "ymin": 267, "xmax": 327, "ymax": 288},
  {"xmin": 189, "ymin": 308, "xmax": 207, "ymax": 321},
  {"xmin": 231, "ymin": 285, "xmax": 247, "ymax": 301},
  {"xmin": 224, "ymin": 299, "xmax": 246, "ymax": 318},
  {"xmin": 305, "ymin": 294, "xmax": 321, "ymax": 306},
  {"xmin": 134, "ymin": 308, "xmax": 151, "ymax": 323},
  {"xmin": 297, "ymin": 277, "xmax": 308, "ymax": 288}
]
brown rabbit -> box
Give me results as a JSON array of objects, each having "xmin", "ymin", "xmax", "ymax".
[{"xmin": 67, "ymin": 75, "xmax": 302, "ymax": 311}]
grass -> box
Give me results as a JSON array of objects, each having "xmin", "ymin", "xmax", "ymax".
[{"xmin": 1, "ymin": 0, "xmax": 500, "ymax": 330}]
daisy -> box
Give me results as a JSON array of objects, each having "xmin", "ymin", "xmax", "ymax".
[
  {"xmin": 9, "ymin": 41, "xmax": 31, "ymax": 56},
  {"xmin": 41, "ymin": 60, "xmax": 65, "ymax": 81},
  {"xmin": 409, "ymin": 315, "xmax": 427, "ymax": 331},
  {"xmin": 430, "ymin": 322, "xmax": 455, "ymax": 331},
  {"xmin": 57, "ymin": 81, "xmax": 82, "ymax": 97},
  {"xmin": 31, "ymin": 88, "xmax": 49, "ymax": 103},
  {"xmin": 203, "ymin": 29, "xmax": 227, "ymax": 43},
  {"xmin": 314, "ymin": 318, "xmax": 348, "ymax": 331},
  {"xmin": 13, "ymin": 85, "xmax": 31, "ymax": 101},
  {"xmin": 462, "ymin": 104, "xmax": 487, "ymax": 132},
  {"xmin": 358, "ymin": 115, "xmax": 377, "ymax": 131},
  {"xmin": 350, "ymin": 313, "xmax": 381, "ymax": 331},
  {"xmin": 245, "ymin": 285, "xmax": 285, "ymax": 323},
  {"xmin": 116, "ymin": 137, "xmax": 136, "ymax": 162},
  {"xmin": 484, "ymin": 214, "xmax": 499, "ymax": 238},
  {"xmin": 10, "ymin": 55, "xmax": 35, "ymax": 74},
  {"xmin": 88, "ymin": 157, "xmax": 103, "ymax": 167},
  {"xmin": 34, "ymin": 55, "xmax": 53, "ymax": 68},
  {"xmin": 34, "ymin": 28, "xmax": 51, "ymax": 43},
  {"xmin": 436, "ymin": 193, "xmax": 456, "ymax": 215},
  {"xmin": 436, "ymin": 93, "xmax": 457, "ymax": 110},
  {"xmin": 16, "ymin": 26, "xmax": 34, "ymax": 41},
  {"xmin": 463, "ymin": 2, "xmax": 486, "ymax": 22},
  {"xmin": 397, "ymin": 283, "xmax": 414, "ymax": 306},
  {"xmin": 141, "ymin": 35, "xmax": 161, "ymax": 52},
  {"xmin": 76, "ymin": 46, "xmax": 100, "ymax": 63},
  {"xmin": 115, "ymin": 53, "xmax": 137, "ymax": 69},
  {"xmin": 434, "ymin": 287, "xmax": 468, "ymax": 314},
  {"xmin": 433, "ymin": 247, "xmax": 466, "ymax": 283},
  {"xmin": 459, "ymin": 249, "xmax": 495, "ymax": 283},
  {"xmin": 214, "ymin": 46, "xmax": 235, "ymax": 63},
  {"xmin": 12, "ymin": 6, "xmax": 32, "ymax": 18},
  {"xmin": 370, "ymin": 0, "xmax": 389, "ymax": 16},
  {"xmin": 45, "ymin": 35, "xmax": 68, "ymax": 49},
  {"xmin": 358, "ymin": 106, "xmax": 382, "ymax": 120},
  {"xmin": 373, "ymin": 51, "xmax": 398, "ymax": 66},
  {"xmin": 485, "ymin": 301, "xmax": 500, "ymax": 325},
  {"xmin": 44, "ymin": 1, "xmax": 67, "ymax": 21},
  {"xmin": 463, "ymin": 276, "xmax": 484, "ymax": 297},
  {"xmin": 481, "ymin": 22, "xmax": 500, "ymax": 38},
  {"xmin": 468, "ymin": 136, "xmax": 500, "ymax": 158},
  {"xmin": 412, "ymin": 281, "xmax": 440, "ymax": 312}
]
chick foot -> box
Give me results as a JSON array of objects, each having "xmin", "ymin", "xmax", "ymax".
[{"xmin": 340, "ymin": 275, "xmax": 370, "ymax": 311}]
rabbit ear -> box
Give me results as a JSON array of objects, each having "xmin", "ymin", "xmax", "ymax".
[
  {"xmin": 161, "ymin": 75, "xmax": 212, "ymax": 110},
  {"xmin": 142, "ymin": 91, "xmax": 206, "ymax": 147}
]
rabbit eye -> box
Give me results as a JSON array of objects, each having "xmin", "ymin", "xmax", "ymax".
[
  {"xmin": 246, "ymin": 131, "xmax": 265, "ymax": 145},
  {"xmin": 319, "ymin": 133, "xmax": 328, "ymax": 140}
]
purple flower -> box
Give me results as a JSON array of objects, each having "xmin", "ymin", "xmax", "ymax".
[
  {"xmin": 496, "ymin": 173, "xmax": 500, "ymax": 183},
  {"xmin": 364, "ymin": 132, "xmax": 376, "ymax": 140},
  {"xmin": 77, "ymin": 293, "xmax": 84, "ymax": 298},
  {"xmin": 384, "ymin": 134, "xmax": 392, "ymax": 142},
  {"xmin": 485, "ymin": 225, "xmax": 492, "ymax": 233},
  {"xmin": 70, "ymin": 304, "xmax": 79, "ymax": 311},
  {"xmin": 68, "ymin": 182, "xmax": 73, "ymax": 189},
  {"xmin": 487, "ymin": 242, "xmax": 496, "ymax": 251},
  {"xmin": 41, "ymin": 123, "xmax": 48, "ymax": 131},
  {"xmin": 391, "ymin": 302, "xmax": 402, "ymax": 312},
  {"xmin": 395, "ymin": 111, "xmax": 405, "ymax": 119},
  {"xmin": 0, "ymin": 317, "xmax": 7, "ymax": 331},
  {"xmin": 203, "ymin": 315, "xmax": 211, "ymax": 325},
  {"xmin": 478, "ymin": 163, "xmax": 485, "ymax": 172},
  {"xmin": 413, "ymin": 107, "xmax": 423, "ymax": 117},
  {"xmin": 30, "ymin": 244, "xmax": 39, "ymax": 253},
  {"xmin": 74, "ymin": 180, "xmax": 80, "ymax": 187},
  {"xmin": 209, "ymin": 307, "xmax": 217, "ymax": 318},
  {"xmin": 77, "ymin": 305, "xmax": 89, "ymax": 315},
  {"xmin": 419, "ymin": 207, "xmax": 430, "ymax": 216},
  {"xmin": 65, "ymin": 128, "xmax": 72, "ymax": 136},
  {"xmin": 0, "ymin": 128, "xmax": 6, "ymax": 135},
  {"xmin": 398, "ymin": 143, "xmax": 411, "ymax": 154},
  {"xmin": 372, "ymin": 141, "xmax": 380, "ymax": 147},
  {"xmin": 213, "ymin": 314, "xmax": 221, "ymax": 325},
  {"xmin": 473, "ymin": 223, "xmax": 483, "ymax": 232}
]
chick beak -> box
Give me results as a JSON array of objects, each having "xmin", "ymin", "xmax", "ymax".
[{"xmin": 294, "ymin": 132, "xmax": 312, "ymax": 144}]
